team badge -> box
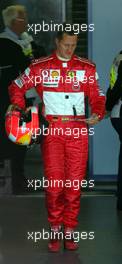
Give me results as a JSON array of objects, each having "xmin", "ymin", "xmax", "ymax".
[
  {"xmin": 72, "ymin": 83, "xmax": 80, "ymax": 91},
  {"xmin": 67, "ymin": 71, "xmax": 75, "ymax": 78}
]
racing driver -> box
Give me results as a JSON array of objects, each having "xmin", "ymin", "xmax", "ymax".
[{"xmin": 8, "ymin": 24, "xmax": 105, "ymax": 252}]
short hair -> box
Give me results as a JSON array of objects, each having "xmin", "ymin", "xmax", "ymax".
[
  {"xmin": 2, "ymin": 5, "xmax": 26, "ymax": 27},
  {"xmin": 56, "ymin": 22, "xmax": 79, "ymax": 40}
]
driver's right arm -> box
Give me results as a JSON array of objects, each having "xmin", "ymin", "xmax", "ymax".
[{"xmin": 8, "ymin": 63, "xmax": 37, "ymax": 109}]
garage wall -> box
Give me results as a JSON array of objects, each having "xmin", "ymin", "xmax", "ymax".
[{"xmin": 88, "ymin": 0, "xmax": 122, "ymax": 180}]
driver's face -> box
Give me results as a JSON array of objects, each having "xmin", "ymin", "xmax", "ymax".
[{"xmin": 56, "ymin": 33, "xmax": 78, "ymax": 60}]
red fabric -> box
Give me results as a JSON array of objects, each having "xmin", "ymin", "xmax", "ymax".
[
  {"xmin": 41, "ymin": 121, "xmax": 88, "ymax": 228},
  {"xmin": 9, "ymin": 53, "xmax": 105, "ymax": 119},
  {"xmin": 9, "ymin": 52, "xmax": 105, "ymax": 228}
]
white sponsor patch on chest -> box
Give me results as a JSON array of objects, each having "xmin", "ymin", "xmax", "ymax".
[
  {"xmin": 43, "ymin": 91, "xmax": 85, "ymax": 116},
  {"xmin": 76, "ymin": 70, "xmax": 85, "ymax": 82},
  {"xmin": 43, "ymin": 69, "xmax": 60, "ymax": 87}
]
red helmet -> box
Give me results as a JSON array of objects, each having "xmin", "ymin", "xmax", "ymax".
[{"xmin": 5, "ymin": 105, "xmax": 40, "ymax": 145}]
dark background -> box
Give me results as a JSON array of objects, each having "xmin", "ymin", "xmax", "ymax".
[{"xmin": 0, "ymin": 0, "xmax": 88, "ymax": 56}]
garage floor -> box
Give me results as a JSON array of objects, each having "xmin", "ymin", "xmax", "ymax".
[{"xmin": 0, "ymin": 195, "xmax": 122, "ymax": 264}]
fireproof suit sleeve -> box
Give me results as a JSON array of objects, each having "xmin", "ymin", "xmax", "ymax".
[
  {"xmin": 8, "ymin": 63, "xmax": 37, "ymax": 109},
  {"xmin": 86, "ymin": 65, "xmax": 106, "ymax": 120}
]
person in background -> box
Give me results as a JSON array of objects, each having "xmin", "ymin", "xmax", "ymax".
[
  {"xmin": 106, "ymin": 51, "xmax": 122, "ymax": 211},
  {"xmin": 0, "ymin": 5, "xmax": 46, "ymax": 194}
]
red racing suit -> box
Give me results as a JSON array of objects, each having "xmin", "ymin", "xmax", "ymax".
[{"xmin": 9, "ymin": 52, "xmax": 105, "ymax": 228}]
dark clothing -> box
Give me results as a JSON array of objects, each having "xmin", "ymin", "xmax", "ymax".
[
  {"xmin": 106, "ymin": 52, "xmax": 122, "ymax": 206},
  {"xmin": 0, "ymin": 38, "xmax": 30, "ymax": 116},
  {"xmin": 31, "ymin": 41, "xmax": 47, "ymax": 59},
  {"xmin": 0, "ymin": 37, "xmax": 31, "ymax": 193},
  {"xmin": 106, "ymin": 60, "xmax": 122, "ymax": 112},
  {"xmin": 111, "ymin": 118, "xmax": 122, "ymax": 204}
]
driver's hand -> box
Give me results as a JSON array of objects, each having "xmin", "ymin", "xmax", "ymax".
[
  {"xmin": 9, "ymin": 104, "xmax": 22, "ymax": 112},
  {"xmin": 85, "ymin": 113, "xmax": 100, "ymax": 125}
]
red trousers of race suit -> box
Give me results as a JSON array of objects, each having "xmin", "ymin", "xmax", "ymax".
[{"xmin": 41, "ymin": 120, "xmax": 88, "ymax": 229}]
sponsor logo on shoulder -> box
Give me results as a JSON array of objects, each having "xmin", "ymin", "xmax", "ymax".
[{"xmin": 14, "ymin": 78, "xmax": 23, "ymax": 88}]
